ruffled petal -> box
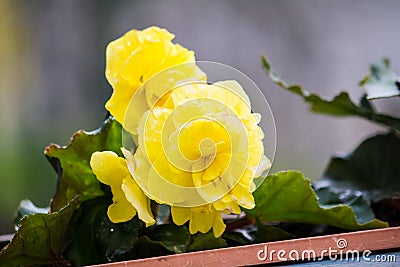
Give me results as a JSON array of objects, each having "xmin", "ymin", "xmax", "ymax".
[
  {"xmin": 91, "ymin": 150, "xmax": 155, "ymax": 226},
  {"xmin": 232, "ymin": 184, "xmax": 255, "ymax": 209},
  {"xmin": 122, "ymin": 177, "xmax": 155, "ymax": 226},
  {"xmin": 171, "ymin": 206, "xmax": 192, "ymax": 225},
  {"xmin": 190, "ymin": 206, "xmax": 214, "ymax": 234},
  {"xmin": 105, "ymin": 26, "xmax": 197, "ymax": 127},
  {"xmin": 213, "ymin": 199, "xmax": 241, "ymax": 214},
  {"xmin": 90, "ymin": 151, "xmax": 129, "ymax": 187},
  {"xmin": 104, "ymin": 80, "xmax": 138, "ymax": 125},
  {"xmin": 212, "ymin": 214, "xmax": 226, "ymax": 238},
  {"xmin": 107, "ymin": 197, "xmax": 137, "ymax": 223}
]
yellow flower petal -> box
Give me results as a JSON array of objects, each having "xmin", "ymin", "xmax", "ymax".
[
  {"xmin": 104, "ymin": 80, "xmax": 136, "ymax": 126},
  {"xmin": 187, "ymin": 205, "xmax": 227, "ymax": 238},
  {"xmin": 213, "ymin": 199, "xmax": 241, "ymax": 214},
  {"xmin": 172, "ymin": 205, "xmax": 227, "ymax": 237},
  {"xmin": 171, "ymin": 206, "xmax": 192, "ymax": 225},
  {"xmin": 214, "ymin": 80, "xmax": 251, "ymax": 114},
  {"xmin": 90, "ymin": 151, "xmax": 129, "ymax": 187},
  {"xmin": 190, "ymin": 206, "xmax": 215, "ymax": 234},
  {"xmin": 105, "ymin": 26, "xmax": 199, "ymax": 130},
  {"xmin": 90, "ymin": 150, "xmax": 155, "ymax": 226},
  {"xmin": 232, "ymin": 185, "xmax": 255, "ymax": 209},
  {"xmin": 212, "ymin": 214, "xmax": 226, "ymax": 238},
  {"xmin": 107, "ymin": 197, "xmax": 137, "ymax": 223},
  {"xmin": 122, "ymin": 177, "xmax": 155, "ymax": 226}
]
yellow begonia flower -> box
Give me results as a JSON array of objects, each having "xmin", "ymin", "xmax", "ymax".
[
  {"xmin": 90, "ymin": 151, "xmax": 155, "ymax": 226},
  {"xmin": 105, "ymin": 26, "xmax": 205, "ymax": 132},
  {"xmin": 126, "ymin": 80, "xmax": 271, "ymax": 237}
]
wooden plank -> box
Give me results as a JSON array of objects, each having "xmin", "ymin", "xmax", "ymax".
[{"xmin": 88, "ymin": 226, "xmax": 400, "ymax": 267}]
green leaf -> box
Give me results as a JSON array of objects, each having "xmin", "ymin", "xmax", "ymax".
[
  {"xmin": 145, "ymin": 224, "xmax": 190, "ymax": 253},
  {"xmin": 63, "ymin": 196, "xmax": 171, "ymax": 266},
  {"xmin": 63, "ymin": 197, "xmax": 139, "ymax": 265},
  {"xmin": 222, "ymin": 231, "xmax": 252, "ymax": 246},
  {"xmin": 261, "ymin": 56, "xmax": 360, "ymax": 116},
  {"xmin": 133, "ymin": 236, "xmax": 172, "ymax": 259},
  {"xmin": 0, "ymin": 197, "xmax": 79, "ymax": 267},
  {"xmin": 360, "ymin": 58, "xmax": 400, "ymax": 99},
  {"xmin": 63, "ymin": 197, "xmax": 123, "ymax": 265},
  {"xmin": 320, "ymin": 132, "xmax": 400, "ymax": 202},
  {"xmin": 13, "ymin": 200, "xmax": 49, "ymax": 230},
  {"xmin": 262, "ymin": 56, "xmax": 400, "ymax": 131},
  {"xmin": 314, "ymin": 185, "xmax": 376, "ymax": 224},
  {"xmin": 223, "ymin": 222, "xmax": 293, "ymax": 245},
  {"xmin": 45, "ymin": 117, "xmax": 122, "ymax": 212},
  {"xmin": 246, "ymin": 171, "xmax": 388, "ymax": 230},
  {"xmin": 187, "ymin": 232, "xmax": 227, "ymax": 252},
  {"xmin": 250, "ymin": 221, "xmax": 294, "ymax": 243}
]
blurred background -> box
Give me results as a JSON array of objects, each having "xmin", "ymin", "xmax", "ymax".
[{"xmin": 1, "ymin": 0, "xmax": 399, "ymax": 234}]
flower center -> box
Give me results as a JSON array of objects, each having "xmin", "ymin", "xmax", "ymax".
[
  {"xmin": 176, "ymin": 118, "xmax": 230, "ymax": 173},
  {"xmin": 199, "ymin": 138, "xmax": 216, "ymax": 158}
]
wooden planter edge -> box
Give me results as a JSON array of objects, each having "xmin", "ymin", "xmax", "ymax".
[{"xmin": 89, "ymin": 226, "xmax": 400, "ymax": 267}]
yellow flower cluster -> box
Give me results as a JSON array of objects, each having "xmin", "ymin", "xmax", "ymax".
[
  {"xmin": 90, "ymin": 26, "xmax": 270, "ymax": 237},
  {"xmin": 105, "ymin": 26, "xmax": 193, "ymax": 123}
]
